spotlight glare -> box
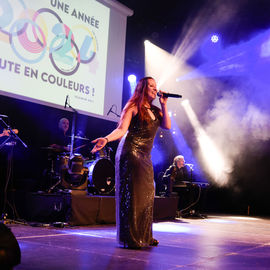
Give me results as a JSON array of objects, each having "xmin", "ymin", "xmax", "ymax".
[
  {"xmin": 127, "ymin": 74, "xmax": 137, "ymax": 95},
  {"xmin": 127, "ymin": 74, "xmax": 137, "ymax": 83},
  {"xmin": 211, "ymin": 34, "xmax": 219, "ymax": 43},
  {"xmin": 144, "ymin": 40, "xmax": 151, "ymax": 46},
  {"xmin": 181, "ymin": 99, "xmax": 189, "ymax": 106},
  {"xmin": 182, "ymin": 100, "xmax": 232, "ymax": 185}
]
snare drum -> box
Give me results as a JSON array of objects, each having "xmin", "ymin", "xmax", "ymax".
[{"xmin": 86, "ymin": 158, "xmax": 115, "ymax": 195}]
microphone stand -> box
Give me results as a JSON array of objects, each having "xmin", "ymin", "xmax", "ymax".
[
  {"xmin": 107, "ymin": 105, "xmax": 120, "ymax": 118},
  {"xmin": 185, "ymin": 164, "xmax": 194, "ymax": 182},
  {"xmin": 190, "ymin": 165, "xmax": 194, "ymax": 182},
  {"xmin": 64, "ymin": 99, "xmax": 78, "ymax": 159},
  {"xmin": 181, "ymin": 164, "xmax": 206, "ymax": 219},
  {"xmin": 110, "ymin": 111, "xmax": 120, "ymax": 118}
]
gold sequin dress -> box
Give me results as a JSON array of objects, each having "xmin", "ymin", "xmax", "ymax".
[{"xmin": 115, "ymin": 106, "xmax": 161, "ymax": 248}]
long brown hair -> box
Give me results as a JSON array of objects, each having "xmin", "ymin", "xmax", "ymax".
[{"xmin": 122, "ymin": 76, "xmax": 154, "ymax": 122}]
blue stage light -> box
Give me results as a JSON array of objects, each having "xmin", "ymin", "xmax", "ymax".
[
  {"xmin": 211, "ymin": 34, "xmax": 219, "ymax": 43},
  {"xmin": 128, "ymin": 74, "xmax": 137, "ymax": 95},
  {"xmin": 199, "ymin": 34, "xmax": 222, "ymax": 60},
  {"xmin": 127, "ymin": 74, "xmax": 137, "ymax": 83}
]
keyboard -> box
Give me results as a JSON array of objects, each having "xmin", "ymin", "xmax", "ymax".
[{"xmin": 173, "ymin": 181, "xmax": 209, "ymax": 188}]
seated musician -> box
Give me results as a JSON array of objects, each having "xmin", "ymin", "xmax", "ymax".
[
  {"xmin": 163, "ymin": 155, "xmax": 190, "ymax": 196},
  {"xmin": 40, "ymin": 118, "xmax": 70, "ymax": 191},
  {"xmin": 50, "ymin": 118, "xmax": 70, "ymax": 152},
  {"xmin": 163, "ymin": 155, "xmax": 199, "ymax": 214}
]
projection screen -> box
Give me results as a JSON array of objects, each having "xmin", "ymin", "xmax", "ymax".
[{"xmin": 0, "ymin": 0, "xmax": 132, "ymax": 122}]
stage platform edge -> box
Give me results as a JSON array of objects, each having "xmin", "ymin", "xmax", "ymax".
[{"xmin": 11, "ymin": 191, "xmax": 178, "ymax": 225}]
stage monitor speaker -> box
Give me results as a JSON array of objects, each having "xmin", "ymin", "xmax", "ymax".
[
  {"xmin": 61, "ymin": 154, "xmax": 89, "ymax": 190},
  {"xmin": 14, "ymin": 191, "xmax": 71, "ymax": 223},
  {"xmin": 0, "ymin": 223, "xmax": 21, "ymax": 269},
  {"xmin": 61, "ymin": 168, "xmax": 89, "ymax": 190}
]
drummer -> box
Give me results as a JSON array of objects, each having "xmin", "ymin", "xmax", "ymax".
[{"xmin": 50, "ymin": 118, "xmax": 70, "ymax": 152}]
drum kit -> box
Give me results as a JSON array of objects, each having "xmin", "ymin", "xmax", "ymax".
[{"xmin": 42, "ymin": 136, "xmax": 115, "ymax": 195}]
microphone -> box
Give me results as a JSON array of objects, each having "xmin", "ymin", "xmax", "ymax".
[
  {"xmin": 157, "ymin": 91, "xmax": 182, "ymax": 98},
  {"xmin": 64, "ymin": 95, "xmax": 69, "ymax": 109},
  {"xmin": 0, "ymin": 114, "xmax": 8, "ymax": 118},
  {"xmin": 185, "ymin": 163, "xmax": 194, "ymax": 169}
]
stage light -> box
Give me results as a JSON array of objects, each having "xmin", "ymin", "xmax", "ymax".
[
  {"xmin": 200, "ymin": 34, "xmax": 222, "ymax": 60},
  {"xmin": 144, "ymin": 39, "xmax": 183, "ymax": 87},
  {"xmin": 127, "ymin": 74, "xmax": 137, "ymax": 95},
  {"xmin": 182, "ymin": 99, "xmax": 189, "ymax": 106},
  {"xmin": 127, "ymin": 74, "xmax": 137, "ymax": 83},
  {"xmin": 211, "ymin": 34, "xmax": 219, "ymax": 43},
  {"xmin": 144, "ymin": 40, "xmax": 150, "ymax": 46},
  {"xmin": 182, "ymin": 100, "xmax": 232, "ymax": 185}
]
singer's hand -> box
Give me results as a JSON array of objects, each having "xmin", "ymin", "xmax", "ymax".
[
  {"xmin": 91, "ymin": 137, "xmax": 107, "ymax": 153},
  {"xmin": 157, "ymin": 91, "xmax": 168, "ymax": 105}
]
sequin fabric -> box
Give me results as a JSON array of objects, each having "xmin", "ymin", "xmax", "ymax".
[{"xmin": 115, "ymin": 106, "xmax": 161, "ymax": 248}]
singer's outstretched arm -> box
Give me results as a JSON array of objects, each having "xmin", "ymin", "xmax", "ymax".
[
  {"xmin": 91, "ymin": 84, "xmax": 171, "ymax": 153},
  {"xmin": 91, "ymin": 104, "xmax": 136, "ymax": 153}
]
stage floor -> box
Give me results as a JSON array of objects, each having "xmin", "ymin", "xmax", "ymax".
[{"xmin": 6, "ymin": 214, "xmax": 270, "ymax": 270}]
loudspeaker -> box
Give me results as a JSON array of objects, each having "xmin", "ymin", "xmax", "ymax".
[
  {"xmin": 0, "ymin": 223, "xmax": 21, "ymax": 269},
  {"xmin": 14, "ymin": 191, "xmax": 71, "ymax": 223}
]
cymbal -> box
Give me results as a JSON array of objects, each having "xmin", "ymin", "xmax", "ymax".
[
  {"xmin": 68, "ymin": 136, "xmax": 90, "ymax": 141},
  {"xmin": 41, "ymin": 147, "xmax": 62, "ymax": 152}
]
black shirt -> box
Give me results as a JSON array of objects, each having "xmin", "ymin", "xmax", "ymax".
[{"xmin": 164, "ymin": 165, "xmax": 190, "ymax": 184}]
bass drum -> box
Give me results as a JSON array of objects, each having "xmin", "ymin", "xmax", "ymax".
[{"xmin": 86, "ymin": 158, "xmax": 115, "ymax": 195}]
